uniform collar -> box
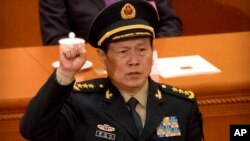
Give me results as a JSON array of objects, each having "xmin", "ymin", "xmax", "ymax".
[{"xmin": 119, "ymin": 80, "xmax": 149, "ymax": 108}]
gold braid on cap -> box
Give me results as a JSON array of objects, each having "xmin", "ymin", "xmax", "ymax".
[
  {"xmin": 112, "ymin": 32, "xmax": 151, "ymax": 40},
  {"xmin": 98, "ymin": 24, "xmax": 155, "ymax": 46}
]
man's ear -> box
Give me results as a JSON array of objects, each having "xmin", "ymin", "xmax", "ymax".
[{"xmin": 97, "ymin": 49, "xmax": 107, "ymax": 69}]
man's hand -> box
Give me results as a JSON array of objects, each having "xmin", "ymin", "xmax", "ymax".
[{"xmin": 56, "ymin": 44, "xmax": 87, "ymax": 85}]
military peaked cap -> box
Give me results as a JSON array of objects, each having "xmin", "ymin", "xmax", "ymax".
[{"xmin": 88, "ymin": 0, "xmax": 159, "ymax": 48}]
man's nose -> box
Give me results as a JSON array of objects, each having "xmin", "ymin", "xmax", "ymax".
[{"xmin": 128, "ymin": 51, "xmax": 140, "ymax": 66}]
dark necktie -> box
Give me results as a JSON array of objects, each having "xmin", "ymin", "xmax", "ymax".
[
  {"xmin": 127, "ymin": 97, "xmax": 143, "ymax": 136},
  {"xmin": 104, "ymin": 0, "xmax": 117, "ymax": 6}
]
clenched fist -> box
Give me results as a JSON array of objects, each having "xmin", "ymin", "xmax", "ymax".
[{"xmin": 56, "ymin": 44, "xmax": 87, "ymax": 85}]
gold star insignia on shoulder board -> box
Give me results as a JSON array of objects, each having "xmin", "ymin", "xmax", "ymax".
[
  {"xmin": 73, "ymin": 82, "xmax": 96, "ymax": 91},
  {"xmin": 77, "ymin": 83, "xmax": 83, "ymax": 88},
  {"xmin": 178, "ymin": 89, "xmax": 184, "ymax": 93},
  {"xmin": 73, "ymin": 82, "xmax": 80, "ymax": 91},
  {"xmin": 88, "ymin": 84, "xmax": 95, "ymax": 89},
  {"xmin": 155, "ymin": 89, "xmax": 162, "ymax": 100},
  {"xmin": 81, "ymin": 83, "xmax": 94, "ymax": 89},
  {"xmin": 171, "ymin": 87, "xmax": 195, "ymax": 100},
  {"xmin": 186, "ymin": 91, "xmax": 195, "ymax": 99},
  {"xmin": 83, "ymin": 83, "xmax": 88, "ymax": 88},
  {"xmin": 172, "ymin": 87, "xmax": 178, "ymax": 92}
]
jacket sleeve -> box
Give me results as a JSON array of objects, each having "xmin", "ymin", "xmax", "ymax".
[
  {"xmin": 19, "ymin": 71, "xmax": 75, "ymax": 141},
  {"xmin": 186, "ymin": 100, "xmax": 204, "ymax": 141},
  {"xmin": 155, "ymin": 0, "xmax": 182, "ymax": 37},
  {"xmin": 39, "ymin": 0, "xmax": 70, "ymax": 45}
]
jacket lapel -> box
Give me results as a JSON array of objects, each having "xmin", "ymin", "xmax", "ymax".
[
  {"xmin": 139, "ymin": 79, "xmax": 167, "ymax": 141},
  {"xmin": 103, "ymin": 80, "xmax": 139, "ymax": 139}
]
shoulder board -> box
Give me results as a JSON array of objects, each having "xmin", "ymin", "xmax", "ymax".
[
  {"xmin": 159, "ymin": 83, "xmax": 196, "ymax": 101},
  {"xmin": 73, "ymin": 78, "xmax": 107, "ymax": 93}
]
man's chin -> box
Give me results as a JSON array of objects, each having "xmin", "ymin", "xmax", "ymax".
[{"xmin": 125, "ymin": 79, "xmax": 146, "ymax": 87}]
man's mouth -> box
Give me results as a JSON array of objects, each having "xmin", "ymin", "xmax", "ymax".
[{"xmin": 127, "ymin": 72, "xmax": 142, "ymax": 77}]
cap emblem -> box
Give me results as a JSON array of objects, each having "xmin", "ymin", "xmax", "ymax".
[{"xmin": 121, "ymin": 3, "xmax": 136, "ymax": 19}]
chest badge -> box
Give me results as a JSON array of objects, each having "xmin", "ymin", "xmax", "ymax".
[
  {"xmin": 97, "ymin": 124, "xmax": 115, "ymax": 132},
  {"xmin": 96, "ymin": 124, "xmax": 116, "ymax": 140},
  {"xmin": 157, "ymin": 116, "xmax": 181, "ymax": 137}
]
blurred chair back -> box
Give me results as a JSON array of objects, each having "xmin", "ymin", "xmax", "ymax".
[
  {"xmin": 0, "ymin": 0, "xmax": 249, "ymax": 48},
  {"xmin": 173, "ymin": 0, "xmax": 250, "ymax": 35},
  {"xmin": 0, "ymin": 0, "xmax": 42, "ymax": 48}
]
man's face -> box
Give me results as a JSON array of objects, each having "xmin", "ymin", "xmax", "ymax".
[{"xmin": 99, "ymin": 37, "xmax": 153, "ymax": 92}]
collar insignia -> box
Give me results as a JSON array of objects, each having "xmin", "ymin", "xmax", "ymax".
[
  {"xmin": 157, "ymin": 116, "xmax": 181, "ymax": 137},
  {"xmin": 121, "ymin": 3, "xmax": 136, "ymax": 19},
  {"xmin": 155, "ymin": 89, "xmax": 162, "ymax": 100},
  {"xmin": 105, "ymin": 89, "xmax": 113, "ymax": 99}
]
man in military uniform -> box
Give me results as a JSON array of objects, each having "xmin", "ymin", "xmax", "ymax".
[{"xmin": 20, "ymin": 0, "xmax": 204, "ymax": 140}]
